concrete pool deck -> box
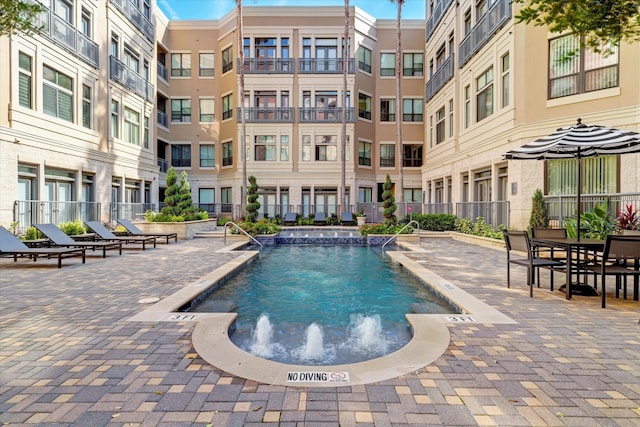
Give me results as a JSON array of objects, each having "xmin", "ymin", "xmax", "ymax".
[{"xmin": 1, "ymin": 235, "xmax": 639, "ymax": 425}]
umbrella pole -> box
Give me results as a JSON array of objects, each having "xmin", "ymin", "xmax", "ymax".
[{"xmin": 576, "ymin": 152, "xmax": 582, "ymax": 241}]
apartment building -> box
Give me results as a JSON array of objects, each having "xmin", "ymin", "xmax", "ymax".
[
  {"xmin": 1, "ymin": 0, "xmax": 638, "ymax": 231},
  {"xmin": 423, "ymin": 0, "xmax": 640, "ymax": 229}
]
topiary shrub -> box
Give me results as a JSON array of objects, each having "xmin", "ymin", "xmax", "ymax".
[
  {"xmin": 245, "ymin": 175, "xmax": 260, "ymax": 223},
  {"xmin": 149, "ymin": 167, "xmax": 208, "ymax": 222},
  {"xmin": 382, "ymin": 174, "xmax": 397, "ymax": 225},
  {"xmin": 528, "ymin": 188, "xmax": 549, "ymax": 232}
]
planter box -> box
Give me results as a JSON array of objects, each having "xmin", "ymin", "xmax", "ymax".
[
  {"xmin": 447, "ymin": 231, "xmax": 505, "ymax": 250},
  {"xmin": 135, "ymin": 218, "xmax": 217, "ymax": 240}
]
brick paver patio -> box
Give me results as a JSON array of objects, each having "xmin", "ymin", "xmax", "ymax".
[{"xmin": 1, "ymin": 236, "xmax": 639, "ymax": 426}]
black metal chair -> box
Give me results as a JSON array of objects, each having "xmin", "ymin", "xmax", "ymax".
[{"xmin": 504, "ymin": 230, "xmax": 566, "ymax": 297}]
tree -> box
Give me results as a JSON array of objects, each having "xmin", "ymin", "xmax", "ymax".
[
  {"xmin": 382, "ymin": 174, "xmax": 398, "ymax": 225},
  {"xmin": 245, "ymin": 175, "xmax": 261, "ymax": 223},
  {"xmin": 162, "ymin": 167, "xmax": 180, "ymax": 216},
  {"xmin": 177, "ymin": 171, "xmax": 195, "ymax": 217},
  {"xmin": 513, "ymin": 0, "xmax": 640, "ymax": 50},
  {"xmin": 0, "ymin": 0, "xmax": 45, "ymax": 37},
  {"xmin": 528, "ymin": 188, "xmax": 549, "ymax": 231},
  {"xmin": 392, "ymin": 0, "xmax": 405, "ymax": 203}
]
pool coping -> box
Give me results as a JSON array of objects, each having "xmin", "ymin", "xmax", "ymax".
[{"xmin": 128, "ymin": 240, "xmax": 516, "ymax": 387}]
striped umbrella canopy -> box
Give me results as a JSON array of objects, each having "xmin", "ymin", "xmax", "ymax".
[{"xmin": 504, "ymin": 118, "xmax": 640, "ymax": 239}]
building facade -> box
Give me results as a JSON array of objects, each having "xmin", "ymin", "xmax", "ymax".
[{"xmin": 1, "ymin": 0, "xmax": 638, "ymax": 232}]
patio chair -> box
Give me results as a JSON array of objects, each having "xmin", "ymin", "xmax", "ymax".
[
  {"xmin": 340, "ymin": 212, "xmax": 355, "ymax": 226},
  {"xmin": 0, "ymin": 226, "xmax": 86, "ymax": 268},
  {"xmin": 117, "ymin": 218, "xmax": 177, "ymax": 244},
  {"xmin": 33, "ymin": 223, "xmax": 122, "ymax": 257},
  {"xmin": 84, "ymin": 221, "xmax": 156, "ymax": 250},
  {"xmin": 584, "ymin": 235, "xmax": 640, "ymax": 308},
  {"xmin": 503, "ymin": 230, "xmax": 565, "ymax": 297},
  {"xmin": 313, "ymin": 212, "xmax": 326, "ymax": 226},
  {"xmin": 283, "ymin": 212, "xmax": 297, "ymax": 225}
]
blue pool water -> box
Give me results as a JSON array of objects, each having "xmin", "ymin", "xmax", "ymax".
[{"xmin": 191, "ymin": 245, "xmax": 455, "ymax": 365}]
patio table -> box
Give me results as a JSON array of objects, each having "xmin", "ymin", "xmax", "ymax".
[{"xmin": 530, "ymin": 237, "xmax": 605, "ymax": 299}]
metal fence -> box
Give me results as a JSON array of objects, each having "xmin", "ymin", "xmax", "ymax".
[
  {"xmin": 544, "ymin": 192, "xmax": 640, "ymax": 228},
  {"xmin": 13, "ymin": 200, "xmax": 101, "ymax": 234},
  {"xmin": 455, "ymin": 201, "xmax": 510, "ymax": 229}
]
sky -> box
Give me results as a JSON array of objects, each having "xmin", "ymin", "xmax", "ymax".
[{"xmin": 157, "ymin": 0, "xmax": 426, "ymax": 21}]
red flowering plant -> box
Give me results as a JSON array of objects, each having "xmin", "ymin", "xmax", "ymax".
[{"xmin": 615, "ymin": 204, "xmax": 640, "ymax": 231}]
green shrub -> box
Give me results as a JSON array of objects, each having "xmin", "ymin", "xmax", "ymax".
[
  {"xmin": 22, "ymin": 226, "xmax": 44, "ymax": 240},
  {"xmin": 58, "ymin": 220, "xmax": 87, "ymax": 235},
  {"xmin": 564, "ymin": 202, "xmax": 613, "ymax": 239},
  {"xmin": 528, "ymin": 188, "xmax": 549, "ymax": 231},
  {"xmin": 217, "ymin": 217, "xmax": 233, "ymax": 226},
  {"xmin": 454, "ymin": 217, "xmax": 505, "ymax": 240},
  {"xmin": 359, "ymin": 223, "xmax": 413, "ymax": 236},
  {"xmin": 231, "ymin": 219, "xmax": 281, "ymax": 236},
  {"xmin": 400, "ymin": 213, "xmax": 456, "ymax": 231}
]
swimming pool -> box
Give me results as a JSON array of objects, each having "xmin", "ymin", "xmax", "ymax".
[{"xmin": 189, "ymin": 245, "xmax": 455, "ymax": 365}]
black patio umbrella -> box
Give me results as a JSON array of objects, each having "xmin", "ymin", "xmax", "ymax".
[{"xmin": 503, "ymin": 118, "xmax": 640, "ymax": 240}]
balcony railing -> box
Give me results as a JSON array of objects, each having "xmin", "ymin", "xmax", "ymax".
[
  {"xmin": 426, "ymin": 0, "xmax": 454, "ymax": 42},
  {"xmin": 158, "ymin": 158, "xmax": 169, "ymax": 173},
  {"xmin": 110, "ymin": 203, "xmax": 157, "ymax": 223},
  {"xmin": 157, "ymin": 110, "xmax": 168, "ymax": 128},
  {"xmin": 157, "ymin": 62, "xmax": 168, "ymax": 82},
  {"xmin": 31, "ymin": 1, "xmax": 99, "ymax": 67},
  {"xmin": 459, "ymin": 0, "xmax": 511, "ymax": 67},
  {"xmin": 298, "ymin": 58, "xmax": 355, "ymax": 74},
  {"xmin": 298, "ymin": 107, "xmax": 355, "ymax": 123},
  {"xmin": 13, "ymin": 200, "xmax": 101, "ymax": 234},
  {"xmin": 423, "ymin": 203, "xmax": 454, "ymax": 214},
  {"xmin": 456, "ymin": 201, "xmax": 510, "ymax": 228},
  {"xmin": 110, "ymin": 0, "xmax": 155, "ymax": 41},
  {"xmin": 425, "ymin": 54, "xmax": 455, "ymax": 102},
  {"xmin": 238, "ymin": 58, "xmax": 294, "ymax": 73},
  {"xmin": 238, "ymin": 107, "xmax": 294, "ymax": 122},
  {"xmin": 109, "ymin": 55, "xmax": 155, "ymax": 102}
]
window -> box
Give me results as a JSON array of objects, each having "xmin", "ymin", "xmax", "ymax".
[
  {"xmin": 143, "ymin": 116, "xmax": 149, "ymax": 148},
  {"xmin": 143, "ymin": 0, "xmax": 151, "ymax": 19},
  {"xmin": 547, "ymin": 156, "xmax": 617, "ymax": 195},
  {"xmin": 476, "ymin": 0, "xmax": 487, "ymax": 20},
  {"xmin": 380, "ymin": 144, "xmax": 395, "ymax": 167},
  {"xmin": 280, "ymin": 135, "xmax": 289, "ymax": 161},
  {"xmin": 403, "ymin": 144, "xmax": 423, "ymax": 167},
  {"xmin": 404, "ymin": 188, "xmax": 421, "ymax": 202},
  {"xmin": 380, "ymin": 52, "xmax": 395, "ymax": 76},
  {"xmin": 222, "ymin": 94, "xmax": 233, "ymax": 120},
  {"xmin": 80, "ymin": 8, "xmax": 91, "ymax": 37},
  {"xmin": 358, "ymin": 140, "xmax": 371, "ymax": 166},
  {"xmin": 221, "ymin": 187, "xmax": 232, "ymax": 212},
  {"xmin": 124, "ymin": 46, "xmax": 140, "ymax": 73},
  {"xmin": 171, "ymin": 53, "xmax": 191, "ymax": 77},
  {"xmin": 435, "ymin": 106, "xmax": 445, "ymax": 144},
  {"xmin": 110, "ymin": 100, "xmax": 119, "ymax": 138},
  {"xmin": 18, "ymin": 52, "xmax": 32, "ymax": 109},
  {"xmin": 315, "ymin": 135, "xmax": 337, "ymax": 161},
  {"xmin": 548, "ymin": 34, "xmax": 619, "ymax": 99},
  {"xmin": 255, "ymin": 37, "xmax": 277, "ymax": 59},
  {"xmin": 476, "ymin": 67, "xmax": 493, "ymax": 122},
  {"xmin": 199, "ymin": 188, "xmax": 215, "ymax": 212},
  {"xmin": 358, "ymin": 93, "xmax": 371, "ymax": 120},
  {"xmin": 315, "ymin": 38, "xmax": 338, "ymax": 72},
  {"xmin": 403, "ymin": 98, "xmax": 423, "ymax": 122},
  {"xmin": 403, "ymin": 53, "xmax": 423, "ymax": 76},
  {"xmin": 301, "ymin": 38, "xmax": 311, "ymax": 71},
  {"xmin": 222, "ymin": 141, "xmax": 233, "ymax": 166},
  {"xmin": 199, "ymin": 98, "xmax": 214, "ymax": 122},
  {"xmin": 448, "ymin": 99, "xmax": 454, "ymax": 137},
  {"xmin": 43, "ymin": 65, "xmax": 73, "ymax": 122},
  {"xmin": 82, "ymin": 84, "xmax": 92, "ymax": 129},
  {"xmin": 171, "ymin": 99, "xmax": 191, "ymax": 122},
  {"xmin": 222, "ymin": 46, "xmax": 233, "ymax": 73},
  {"xmin": 302, "ymin": 135, "xmax": 311, "ymax": 161},
  {"xmin": 171, "ymin": 144, "xmax": 191, "ymax": 167},
  {"xmin": 436, "ymin": 44, "xmax": 446, "ymax": 68},
  {"xmin": 380, "ymin": 98, "xmax": 395, "ymax": 122},
  {"xmin": 464, "ymin": 85, "xmax": 471, "ymax": 128},
  {"xmin": 200, "ymin": 144, "xmax": 215, "ymax": 167},
  {"xmin": 124, "ymin": 107, "xmax": 140, "ymax": 145},
  {"xmin": 199, "ymin": 53, "xmax": 214, "ymax": 76},
  {"xmin": 358, "ymin": 46, "xmax": 372, "ymax": 73},
  {"xmin": 463, "ymin": 9, "xmax": 471, "ymax": 36},
  {"xmin": 501, "ymin": 53, "xmax": 510, "ymax": 107},
  {"xmin": 254, "ymin": 135, "xmax": 276, "ymax": 161},
  {"xmin": 110, "ymin": 34, "xmax": 119, "ymax": 58},
  {"xmin": 53, "ymin": 0, "xmax": 72, "ymax": 23}
]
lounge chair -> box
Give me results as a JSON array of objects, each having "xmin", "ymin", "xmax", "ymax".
[
  {"xmin": 84, "ymin": 221, "xmax": 156, "ymax": 250},
  {"xmin": 341, "ymin": 212, "xmax": 355, "ymax": 226},
  {"xmin": 34, "ymin": 223, "xmax": 122, "ymax": 257},
  {"xmin": 0, "ymin": 226, "xmax": 85, "ymax": 268},
  {"xmin": 283, "ymin": 212, "xmax": 297, "ymax": 225},
  {"xmin": 314, "ymin": 212, "xmax": 326, "ymax": 225},
  {"xmin": 117, "ymin": 218, "xmax": 177, "ymax": 244}
]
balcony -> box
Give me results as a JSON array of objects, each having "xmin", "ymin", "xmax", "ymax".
[
  {"xmin": 426, "ymin": 0, "xmax": 454, "ymax": 42},
  {"xmin": 157, "ymin": 158, "xmax": 169, "ymax": 173},
  {"xmin": 157, "ymin": 110, "xmax": 168, "ymax": 128},
  {"xmin": 298, "ymin": 108, "xmax": 355, "ymax": 123},
  {"xmin": 425, "ymin": 54, "xmax": 455, "ymax": 102},
  {"xmin": 31, "ymin": 1, "xmax": 99, "ymax": 67},
  {"xmin": 157, "ymin": 62, "xmax": 168, "ymax": 82},
  {"xmin": 298, "ymin": 58, "xmax": 355, "ymax": 74},
  {"xmin": 109, "ymin": 55, "xmax": 155, "ymax": 102},
  {"xmin": 238, "ymin": 107, "xmax": 294, "ymax": 123},
  {"xmin": 459, "ymin": 0, "xmax": 512, "ymax": 67},
  {"xmin": 238, "ymin": 58, "xmax": 294, "ymax": 73},
  {"xmin": 110, "ymin": 0, "xmax": 155, "ymax": 42}
]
